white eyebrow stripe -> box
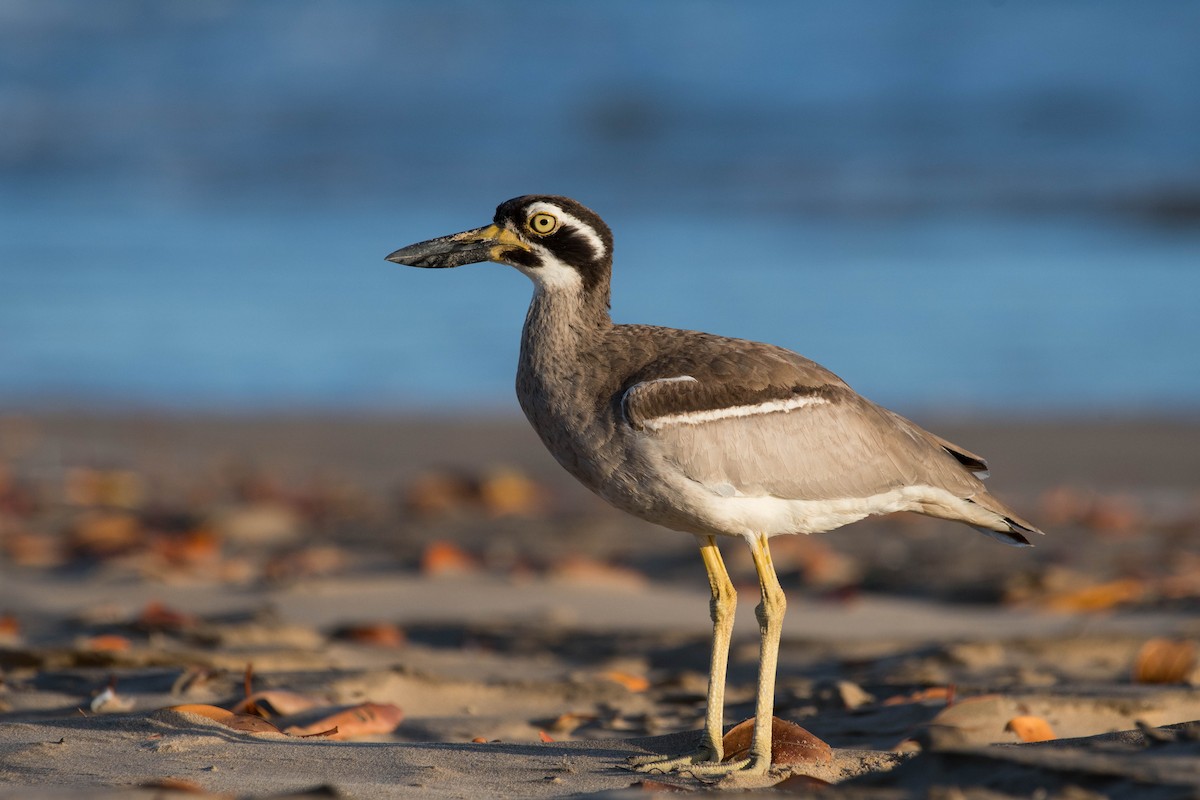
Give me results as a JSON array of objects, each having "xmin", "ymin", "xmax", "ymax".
[
  {"xmin": 525, "ymin": 201, "xmax": 607, "ymax": 260},
  {"xmin": 642, "ymin": 394, "xmax": 831, "ymax": 431}
]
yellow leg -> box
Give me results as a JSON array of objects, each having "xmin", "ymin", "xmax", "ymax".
[
  {"xmin": 629, "ymin": 535, "xmax": 736, "ymax": 771},
  {"xmin": 630, "ymin": 533, "xmax": 785, "ymax": 780},
  {"xmin": 741, "ymin": 532, "xmax": 786, "ymax": 774},
  {"xmin": 681, "ymin": 533, "xmax": 785, "ymax": 777}
]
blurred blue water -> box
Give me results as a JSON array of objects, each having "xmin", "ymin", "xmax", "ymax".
[{"xmin": 2, "ymin": 1, "xmax": 1198, "ymax": 414}]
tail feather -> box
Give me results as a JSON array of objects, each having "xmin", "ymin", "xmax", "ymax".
[{"xmin": 966, "ymin": 495, "xmax": 1045, "ymax": 548}]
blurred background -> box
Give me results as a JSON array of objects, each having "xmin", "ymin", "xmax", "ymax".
[
  {"xmin": 2, "ymin": 0, "xmax": 1198, "ymax": 416},
  {"xmin": 3, "ymin": 7, "xmax": 1200, "ymax": 766}
]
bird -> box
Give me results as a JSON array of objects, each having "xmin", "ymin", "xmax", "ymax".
[{"xmin": 386, "ymin": 195, "xmax": 1042, "ymax": 778}]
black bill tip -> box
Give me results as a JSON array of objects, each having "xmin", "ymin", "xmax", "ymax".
[{"xmin": 385, "ymin": 228, "xmax": 498, "ymax": 269}]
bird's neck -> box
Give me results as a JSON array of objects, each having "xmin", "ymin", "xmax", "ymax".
[
  {"xmin": 520, "ymin": 283, "xmax": 611, "ymax": 360},
  {"xmin": 517, "ymin": 283, "xmax": 611, "ymax": 411}
]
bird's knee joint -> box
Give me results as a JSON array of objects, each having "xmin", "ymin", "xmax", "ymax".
[
  {"xmin": 709, "ymin": 590, "xmax": 736, "ymax": 624},
  {"xmin": 754, "ymin": 592, "xmax": 786, "ymax": 624}
]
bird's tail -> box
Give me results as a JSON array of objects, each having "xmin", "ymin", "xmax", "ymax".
[
  {"xmin": 963, "ymin": 492, "xmax": 1045, "ymax": 547},
  {"xmin": 915, "ymin": 487, "xmax": 1043, "ymax": 547}
]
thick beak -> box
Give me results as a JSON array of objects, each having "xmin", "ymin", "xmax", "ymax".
[{"xmin": 385, "ymin": 224, "xmax": 529, "ymax": 269}]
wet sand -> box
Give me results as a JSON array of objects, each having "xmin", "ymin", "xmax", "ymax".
[{"xmin": 1, "ymin": 411, "xmax": 1199, "ymax": 798}]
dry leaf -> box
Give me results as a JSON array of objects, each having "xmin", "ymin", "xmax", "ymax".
[
  {"xmin": 884, "ymin": 686, "xmax": 954, "ymax": 706},
  {"xmin": 263, "ymin": 545, "xmax": 347, "ymax": 582},
  {"xmin": 1133, "ymin": 638, "xmax": 1197, "ymax": 684},
  {"xmin": 1041, "ymin": 578, "xmax": 1145, "ymax": 613},
  {"xmin": 0, "ymin": 613, "xmax": 20, "ymax": 644},
  {"xmin": 136, "ymin": 600, "xmax": 198, "ymax": 632},
  {"xmin": 817, "ymin": 679, "xmax": 875, "ymax": 710},
  {"xmin": 420, "ymin": 540, "xmax": 478, "ymax": 576},
  {"xmin": 471, "ymin": 736, "xmax": 489, "ymax": 743},
  {"xmin": 136, "ymin": 777, "xmax": 211, "ymax": 794},
  {"xmin": 601, "ymin": 670, "xmax": 650, "ymax": 693},
  {"xmin": 1005, "ymin": 715, "xmax": 1056, "ymax": 742},
  {"xmin": 538, "ymin": 730, "xmax": 555, "ymax": 742},
  {"xmin": 404, "ymin": 472, "xmax": 475, "ymax": 516},
  {"xmin": 150, "ymin": 528, "xmax": 221, "ymax": 566},
  {"xmin": 166, "ymin": 703, "xmax": 284, "ymax": 734},
  {"xmin": 81, "ymin": 634, "xmax": 132, "ymax": 652},
  {"xmin": 479, "ymin": 468, "xmax": 545, "ymax": 517},
  {"xmin": 721, "ymin": 716, "xmax": 832, "ymax": 765},
  {"xmin": 284, "ymin": 702, "xmax": 403, "ymax": 740},
  {"xmin": 69, "ymin": 510, "xmax": 143, "ymax": 558},
  {"xmin": 338, "ymin": 622, "xmax": 406, "ymax": 648},
  {"xmin": 549, "ymin": 555, "xmax": 647, "ymax": 589}
]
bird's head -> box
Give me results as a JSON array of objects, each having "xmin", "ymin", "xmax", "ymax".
[{"xmin": 386, "ymin": 195, "xmax": 613, "ymax": 297}]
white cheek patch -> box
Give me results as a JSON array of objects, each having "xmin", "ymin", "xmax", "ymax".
[
  {"xmin": 523, "ymin": 243, "xmax": 583, "ymax": 291},
  {"xmin": 525, "ymin": 201, "xmax": 607, "ymax": 261}
]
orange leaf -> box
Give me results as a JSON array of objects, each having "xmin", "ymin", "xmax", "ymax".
[
  {"xmin": 81, "ymin": 634, "xmax": 132, "ymax": 652},
  {"xmin": 1005, "ymin": 715, "xmax": 1056, "ymax": 742},
  {"xmin": 339, "ymin": 622, "xmax": 406, "ymax": 648},
  {"xmin": 1133, "ymin": 638, "xmax": 1197, "ymax": 684},
  {"xmin": 1041, "ymin": 578, "xmax": 1144, "ymax": 613},
  {"xmin": 284, "ymin": 702, "xmax": 403, "ymax": 740},
  {"xmin": 420, "ymin": 541, "xmax": 478, "ymax": 576},
  {"xmin": 883, "ymin": 686, "xmax": 953, "ymax": 706},
  {"xmin": 166, "ymin": 704, "xmax": 283, "ymax": 734},
  {"xmin": 721, "ymin": 717, "xmax": 832, "ymax": 765},
  {"xmin": 479, "ymin": 468, "xmax": 546, "ymax": 517},
  {"xmin": 150, "ymin": 528, "xmax": 221, "ymax": 566},
  {"xmin": 538, "ymin": 730, "xmax": 555, "ymax": 742},
  {"xmin": 0, "ymin": 613, "xmax": 20, "ymax": 638},
  {"xmin": 601, "ymin": 670, "xmax": 650, "ymax": 693}
]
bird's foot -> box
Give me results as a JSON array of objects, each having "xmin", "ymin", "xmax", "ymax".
[
  {"xmin": 626, "ymin": 749, "xmax": 770, "ymax": 779},
  {"xmin": 626, "ymin": 744, "xmax": 719, "ymax": 773}
]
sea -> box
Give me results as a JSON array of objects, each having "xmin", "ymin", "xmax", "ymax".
[{"xmin": 2, "ymin": 1, "xmax": 1198, "ymax": 415}]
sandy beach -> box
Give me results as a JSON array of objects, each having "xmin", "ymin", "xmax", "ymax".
[{"xmin": 2, "ymin": 411, "xmax": 1199, "ymax": 798}]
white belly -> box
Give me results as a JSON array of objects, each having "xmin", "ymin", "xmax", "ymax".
[{"xmin": 682, "ymin": 482, "xmax": 977, "ymax": 538}]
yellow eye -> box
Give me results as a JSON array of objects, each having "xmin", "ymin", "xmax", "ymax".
[{"xmin": 528, "ymin": 212, "xmax": 558, "ymax": 235}]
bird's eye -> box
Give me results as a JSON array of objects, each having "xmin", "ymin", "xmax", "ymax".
[{"xmin": 527, "ymin": 212, "xmax": 558, "ymax": 235}]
